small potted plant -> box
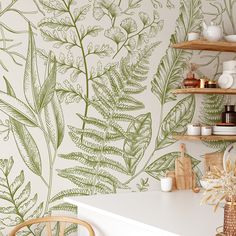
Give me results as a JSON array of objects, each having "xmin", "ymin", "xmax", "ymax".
[{"xmin": 201, "ymin": 160, "xmax": 236, "ymax": 235}]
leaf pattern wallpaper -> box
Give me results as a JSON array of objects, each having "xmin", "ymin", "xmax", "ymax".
[{"xmin": 0, "ymin": 0, "xmax": 235, "ymax": 234}]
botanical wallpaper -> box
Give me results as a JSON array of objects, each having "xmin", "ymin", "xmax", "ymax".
[{"xmin": 0, "ymin": 0, "xmax": 235, "ymax": 235}]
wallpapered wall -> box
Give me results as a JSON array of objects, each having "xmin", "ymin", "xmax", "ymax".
[{"xmin": 0, "ymin": 0, "xmax": 235, "ymax": 234}]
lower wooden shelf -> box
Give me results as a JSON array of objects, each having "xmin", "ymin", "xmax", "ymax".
[
  {"xmin": 173, "ymin": 134, "xmax": 236, "ymax": 141},
  {"xmin": 173, "ymin": 88, "xmax": 236, "ymax": 94}
]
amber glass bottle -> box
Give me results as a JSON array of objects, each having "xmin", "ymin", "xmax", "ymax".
[{"xmin": 221, "ymin": 105, "xmax": 236, "ymax": 124}]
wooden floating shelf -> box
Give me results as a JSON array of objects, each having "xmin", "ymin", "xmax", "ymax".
[
  {"xmin": 171, "ymin": 40, "xmax": 236, "ymax": 52},
  {"xmin": 173, "ymin": 134, "xmax": 236, "ymax": 141},
  {"xmin": 173, "ymin": 88, "xmax": 236, "ymax": 95}
]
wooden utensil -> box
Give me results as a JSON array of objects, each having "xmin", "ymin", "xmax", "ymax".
[{"xmin": 175, "ymin": 143, "xmax": 193, "ymax": 190}]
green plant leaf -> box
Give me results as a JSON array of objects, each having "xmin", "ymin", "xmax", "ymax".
[
  {"xmin": 3, "ymin": 78, "xmax": 42, "ymax": 176},
  {"xmin": 0, "ymin": 91, "xmax": 38, "ymax": 127},
  {"xmin": 120, "ymin": 18, "xmax": 138, "ymax": 34},
  {"xmin": 19, "ymin": 194, "xmax": 38, "ymax": 216},
  {"xmin": 24, "ymin": 23, "xmax": 41, "ymax": 112},
  {"xmin": 10, "ymin": 171, "xmax": 24, "ymax": 195},
  {"xmin": 51, "ymin": 188, "xmax": 90, "ymax": 203},
  {"xmin": 56, "ymin": 80, "xmax": 83, "ymax": 104},
  {"xmin": 73, "ymin": 4, "xmax": 91, "ymax": 22},
  {"xmin": 0, "ymin": 156, "xmax": 13, "ymax": 176},
  {"xmin": 11, "ymin": 121, "xmax": 42, "ymax": 176},
  {"xmin": 0, "ymin": 158, "xmax": 42, "ymax": 228},
  {"xmin": 123, "ymin": 113, "xmax": 152, "ymax": 174},
  {"xmin": 105, "ymin": 27, "xmax": 126, "ymax": 45},
  {"xmin": 156, "ymin": 95, "xmax": 195, "ymax": 150},
  {"xmin": 15, "ymin": 182, "xmax": 31, "ymax": 207},
  {"xmin": 145, "ymin": 152, "xmax": 200, "ymax": 180},
  {"xmin": 58, "ymin": 166, "xmax": 128, "ymax": 190},
  {"xmin": 39, "ymin": 18, "xmax": 73, "ymax": 31},
  {"xmin": 81, "ymin": 25, "xmax": 103, "ymax": 39},
  {"xmin": 59, "ymin": 152, "xmax": 128, "ymax": 174},
  {"xmin": 26, "ymin": 202, "xmax": 43, "ymax": 220},
  {"xmin": 44, "ymin": 93, "xmax": 65, "ymax": 149},
  {"xmin": 151, "ymin": 0, "xmax": 202, "ymax": 104},
  {"xmin": 58, "ymin": 171, "xmax": 112, "ymax": 194},
  {"xmin": 139, "ymin": 12, "xmax": 151, "ymax": 26},
  {"xmin": 0, "ymin": 206, "xmax": 15, "ymax": 214},
  {"xmin": 38, "ymin": 59, "xmax": 57, "ymax": 110},
  {"xmin": 0, "ymin": 190, "xmax": 12, "ymax": 202},
  {"xmin": 50, "ymin": 203, "xmax": 77, "ymax": 214}
]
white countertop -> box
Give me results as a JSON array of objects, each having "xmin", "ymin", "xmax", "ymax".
[{"xmin": 65, "ymin": 190, "xmax": 223, "ymax": 236}]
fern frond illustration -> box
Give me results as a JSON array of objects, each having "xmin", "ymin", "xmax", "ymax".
[
  {"xmin": 200, "ymin": 94, "xmax": 232, "ymax": 151},
  {"xmin": 55, "ymin": 44, "xmax": 155, "ymax": 202},
  {"xmin": 200, "ymin": 94, "xmax": 228, "ymax": 126},
  {"xmin": 151, "ymin": 0, "xmax": 202, "ymax": 105},
  {"xmin": 0, "ymin": 157, "xmax": 43, "ymax": 234}
]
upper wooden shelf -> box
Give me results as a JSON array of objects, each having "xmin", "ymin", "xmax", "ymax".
[
  {"xmin": 171, "ymin": 40, "xmax": 236, "ymax": 52},
  {"xmin": 173, "ymin": 88, "xmax": 236, "ymax": 95}
]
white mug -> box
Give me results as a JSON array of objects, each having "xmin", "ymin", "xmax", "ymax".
[
  {"xmin": 160, "ymin": 177, "xmax": 172, "ymax": 192},
  {"xmin": 188, "ymin": 32, "xmax": 200, "ymax": 41},
  {"xmin": 201, "ymin": 126, "xmax": 212, "ymax": 136}
]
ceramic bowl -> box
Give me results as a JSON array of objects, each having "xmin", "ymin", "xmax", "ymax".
[
  {"xmin": 224, "ymin": 35, "xmax": 236, "ymax": 42},
  {"xmin": 200, "ymin": 179, "xmax": 221, "ymax": 190}
]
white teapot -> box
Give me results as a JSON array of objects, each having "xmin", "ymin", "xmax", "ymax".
[{"xmin": 202, "ymin": 21, "xmax": 223, "ymax": 42}]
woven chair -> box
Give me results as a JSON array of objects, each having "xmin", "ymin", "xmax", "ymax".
[{"xmin": 8, "ymin": 216, "xmax": 95, "ymax": 236}]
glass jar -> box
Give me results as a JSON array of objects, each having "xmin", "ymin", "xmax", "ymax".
[
  {"xmin": 206, "ymin": 81, "xmax": 217, "ymax": 88},
  {"xmin": 221, "ymin": 105, "xmax": 236, "ymax": 124}
]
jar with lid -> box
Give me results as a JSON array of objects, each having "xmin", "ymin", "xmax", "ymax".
[
  {"xmin": 221, "ymin": 105, "xmax": 236, "ymax": 124},
  {"xmin": 206, "ymin": 81, "xmax": 217, "ymax": 88}
]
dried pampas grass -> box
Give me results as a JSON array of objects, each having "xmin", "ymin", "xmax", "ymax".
[{"xmin": 201, "ymin": 159, "xmax": 236, "ymax": 211}]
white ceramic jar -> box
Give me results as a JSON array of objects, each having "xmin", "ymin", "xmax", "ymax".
[
  {"xmin": 201, "ymin": 126, "xmax": 212, "ymax": 136},
  {"xmin": 188, "ymin": 32, "xmax": 200, "ymax": 41},
  {"xmin": 187, "ymin": 124, "xmax": 201, "ymax": 135}
]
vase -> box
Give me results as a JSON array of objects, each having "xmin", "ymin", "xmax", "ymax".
[{"xmin": 223, "ymin": 196, "xmax": 236, "ymax": 236}]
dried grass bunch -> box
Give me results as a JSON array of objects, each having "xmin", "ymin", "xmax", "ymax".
[{"xmin": 201, "ymin": 160, "xmax": 236, "ymax": 211}]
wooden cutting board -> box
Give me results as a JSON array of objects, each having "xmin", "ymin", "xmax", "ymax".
[{"xmin": 175, "ymin": 143, "xmax": 193, "ymax": 190}]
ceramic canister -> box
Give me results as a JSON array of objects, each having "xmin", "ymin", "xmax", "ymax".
[
  {"xmin": 187, "ymin": 124, "xmax": 201, "ymax": 135},
  {"xmin": 201, "ymin": 126, "xmax": 212, "ymax": 136},
  {"xmin": 160, "ymin": 177, "xmax": 172, "ymax": 192},
  {"xmin": 188, "ymin": 32, "xmax": 200, "ymax": 41}
]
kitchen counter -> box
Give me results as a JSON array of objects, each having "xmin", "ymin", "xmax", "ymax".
[{"xmin": 64, "ymin": 191, "xmax": 223, "ymax": 236}]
